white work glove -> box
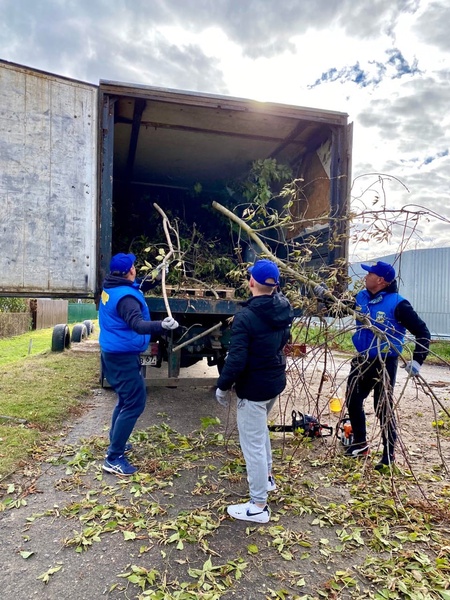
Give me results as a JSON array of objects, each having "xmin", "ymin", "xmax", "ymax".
[
  {"xmin": 215, "ymin": 388, "xmax": 230, "ymax": 407},
  {"xmin": 161, "ymin": 316, "xmax": 179, "ymax": 330},
  {"xmin": 155, "ymin": 264, "xmax": 169, "ymax": 281},
  {"xmin": 313, "ymin": 282, "xmax": 328, "ymax": 300},
  {"xmin": 403, "ymin": 360, "xmax": 421, "ymax": 376}
]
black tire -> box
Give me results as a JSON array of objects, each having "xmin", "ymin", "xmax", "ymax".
[
  {"xmin": 71, "ymin": 323, "xmax": 87, "ymax": 343},
  {"xmin": 52, "ymin": 324, "xmax": 70, "ymax": 352},
  {"xmin": 83, "ymin": 320, "xmax": 94, "ymax": 335}
]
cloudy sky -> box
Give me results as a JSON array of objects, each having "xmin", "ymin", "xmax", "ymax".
[{"xmin": 1, "ymin": 0, "xmax": 449, "ymax": 260}]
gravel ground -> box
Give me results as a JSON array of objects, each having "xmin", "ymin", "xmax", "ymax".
[{"xmin": 1, "ymin": 349, "xmax": 449, "ymax": 599}]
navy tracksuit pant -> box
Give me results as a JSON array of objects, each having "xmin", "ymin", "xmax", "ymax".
[{"xmin": 101, "ymin": 352, "xmax": 146, "ymax": 459}]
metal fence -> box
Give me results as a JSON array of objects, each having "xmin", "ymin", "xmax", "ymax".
[{"xmin": 68, "ymin": 303, "xmax": 98, "ymax": 324}]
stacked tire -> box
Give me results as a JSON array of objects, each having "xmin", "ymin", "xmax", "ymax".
[
  {"xmin": 51, "ymin": 324, "xmax": 71, "ymax": 352},
  {"xmin": 51, "ymin": 319, "xmax": 95, "ymax": 351}
]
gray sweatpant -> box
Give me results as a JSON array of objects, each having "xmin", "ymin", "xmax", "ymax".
[{"xmin": 236, "ymin": 396, "xmax": 277, "ymax": 505}]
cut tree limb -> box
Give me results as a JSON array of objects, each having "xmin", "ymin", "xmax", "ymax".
[{"xmin": 153, "ymin": 203, "xmax": 176, "ymax": 317}]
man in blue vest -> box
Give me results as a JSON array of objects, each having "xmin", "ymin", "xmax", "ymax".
[
  {"xmin": 315, "ymin": 261, "xmax": 430, "ymax": 470},
  {"xmin": 99, "ymin": 252, "xmax": 179, "ymax": 475}
]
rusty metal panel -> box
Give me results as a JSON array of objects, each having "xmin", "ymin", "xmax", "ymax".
[{"xmin": 0, "ymin": 61, "xmax": 98, "ymax": 296}]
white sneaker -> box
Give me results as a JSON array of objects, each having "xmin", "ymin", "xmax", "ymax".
[
  {"xmin": 227, "ymin": 501, "xmax": 270, "ymax": 523},
  {"xmin": 267, "ymin": 475, "xmax": 277, "ymax": 492}
]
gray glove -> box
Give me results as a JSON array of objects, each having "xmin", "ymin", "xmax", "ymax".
[
  {"xmin": 161, "ymin": 316, "xmax": 179, "ymax": 330},
  {"xmin": 215, "ymin": 388, "xmax": 230, "ymax": 407},
  {"xmin": 313, "ymin": 282, "xmax": 328, "ymax": 300},
  {"xmin": 403, "ymin": 360, "xmax": 421, "ymax": 376}
]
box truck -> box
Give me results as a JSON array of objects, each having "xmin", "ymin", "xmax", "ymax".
[{"xmin": 0, "ymin": 59, "xmax": 352, "ymax": 383}]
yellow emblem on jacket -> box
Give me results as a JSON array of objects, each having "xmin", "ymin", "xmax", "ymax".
[{"xmin": 101, "ymin": 290, "xmax": 110, "ymax": 305}]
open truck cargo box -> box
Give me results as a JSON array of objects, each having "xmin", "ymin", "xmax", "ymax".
[{"xmin": 98, "ymin": 80, "xmax": 352, "ymax": 293}]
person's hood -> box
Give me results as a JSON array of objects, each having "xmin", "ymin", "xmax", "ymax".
[
  {"xmin": 367, "ymin": 279, "xmax": 398, "ymax": 299},
  {"xmin": 243, "ymin": 293, "xmax": 293, "ymax": 329},
  {"xmin": 103, "ymin": 274, "xmax": 139, "ymax": 291}
]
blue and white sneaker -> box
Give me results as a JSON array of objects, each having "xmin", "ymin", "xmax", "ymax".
[
  {"xmin": 227, "ymin": 500, "xmax": 270, "ymax": 523},
  {"xmin": 105, "ymin": 443, "xmax": 133, "ymax": 458},
  {"xmin": 103, "ymin": 455, "xmax": 137, "ymax": 476}
]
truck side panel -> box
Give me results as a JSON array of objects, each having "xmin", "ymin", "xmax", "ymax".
[{"xmin": 0, "ymin": 61, "xmax": 98, "ymax": 296}]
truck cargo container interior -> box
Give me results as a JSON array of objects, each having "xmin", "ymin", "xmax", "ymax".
[{"xmin": 98, "ymin": 82, "xmax": 351, "ymax": 292}]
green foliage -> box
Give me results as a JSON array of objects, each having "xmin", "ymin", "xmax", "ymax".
[
  {"xmin": 119, "ymin": 158, "xmax": 297, "ymax": 292},
  {"xmin": 359, "ymin": 550, "xmax": 450, "ymax": 599},
  {"xmin": 37, "ymin": 563, "xmax": 63, "ymax": 584},
  {"xmin": 432, "ymin": 411, "xmax": 450, "ymax": 437},
  {"xmin": 134, "ymin": 229, "xmax": 239, "ymax": 289},
  {"xmin": 240, "ymin": 158, "xmax": 292, "ymax": 206},
  {"xmin": 0, "ymin": 297, "xmax": 27, "ymax": 313}
]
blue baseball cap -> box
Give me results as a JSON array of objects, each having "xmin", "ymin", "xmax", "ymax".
[
  {"xmin": 361, "ymin": 261, "xmax": 395, "ymax": 283},
  {"xmin": 248, "ymin": 259, "xmax": 280, "ymax": 287},
  {"xmin": 110, "ymin": 253, "xmax": 136, "ymax": 275}
]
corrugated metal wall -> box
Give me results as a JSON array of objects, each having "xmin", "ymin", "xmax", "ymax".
[
  {"xmin": 351, "ymin": 247, "xmax": 450, "ymax": 338},
  {"xmin": 68, "ymin": 304, "xmax": 98, "ymax": 324}
]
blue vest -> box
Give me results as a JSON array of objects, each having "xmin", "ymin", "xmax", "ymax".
[
  {"xmin": 352, "ymin": 289, "xmax": 406, "ymax": 358},
  {"xmin": 99, "ymin": 284, "xmax": 150, "ymax": 353}
]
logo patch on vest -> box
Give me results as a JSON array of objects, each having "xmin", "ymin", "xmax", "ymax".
[
  {"xmin": 375, "ymin": 311, "xmax": 386, "ymax": 323},
  {"xmin": 101, "ymin": 290, "xmax": 110, "ymax": 305}
]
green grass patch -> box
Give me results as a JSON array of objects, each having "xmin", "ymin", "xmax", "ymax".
[
  {"xmin": 0, "ymin": 326, "xmax": 100, "ymax": 477},
  {"xmin": 0, "ymin": 424, "xmax": 41, "ymax": 479},
  {"xmin": 0, "ymin": 327, "xmax": 56, "ymax": 366},
  {"xmin": 0, "ymin": 352, "xmax": 100, "ymax": 426}
]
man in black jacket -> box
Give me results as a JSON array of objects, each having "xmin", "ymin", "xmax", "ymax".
[
  {"xmin": 315, "ymin": 261, "xmax": 430, "ymax": 470},
  {"xmin": 216, "ymin": 259, "xmax": 293, "ymax": 523}
]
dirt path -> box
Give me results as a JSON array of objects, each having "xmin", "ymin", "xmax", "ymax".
[{"xmin": 1, "ymin": 354, "xmax": 449, "ymax": 599}]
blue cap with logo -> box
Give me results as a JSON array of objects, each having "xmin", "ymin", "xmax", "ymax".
[
  {"xmin": 110, "ymin": 253, "xmax": 136, "ymax": 275},
  {"xmin": 248, "ymin": 259, "xmax": 280, "ymax": 287},
  {"xmin": 361, "ymin": 261, "xmax": 395, "ymax": 283}
]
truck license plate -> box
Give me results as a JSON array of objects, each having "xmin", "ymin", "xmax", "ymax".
[{"xmin": 140, "ymin": 355, "xmax": 157, "ymax": 366}]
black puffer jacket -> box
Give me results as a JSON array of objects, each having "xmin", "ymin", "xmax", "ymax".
[{"xmin": 217, "ymin": 292, "xmax": 293, "ymax": 401}]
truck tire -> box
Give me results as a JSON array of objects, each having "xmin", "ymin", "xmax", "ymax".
[
  {"xmin": 83, "ymin": 320, "xmax": 94, "ymax": 335},
  {"xmin": 51, "ymin": 324, "xmax": 71, "ymax": 352},
  {"xmin": 71, "ymin": 323, "xmax": 87, "ymax": 343}
]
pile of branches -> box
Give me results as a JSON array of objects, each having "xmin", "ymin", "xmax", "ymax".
[{"xmin": 147, "ymin": 170, "xmax": 450, "ymax": 494}]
